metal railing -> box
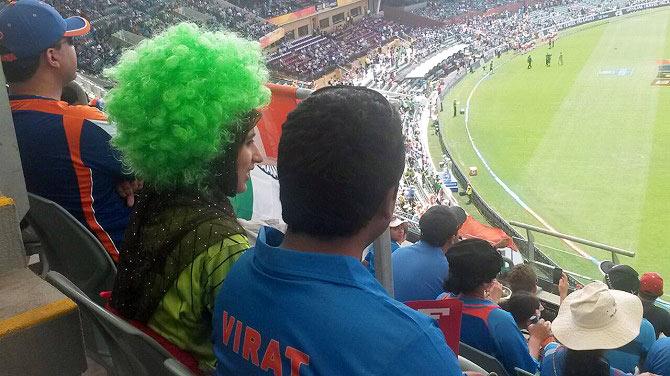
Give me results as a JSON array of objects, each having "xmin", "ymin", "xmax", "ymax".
[{"xmin": 509, "ymin": 221, "xmax": 635, "ymax": 265}]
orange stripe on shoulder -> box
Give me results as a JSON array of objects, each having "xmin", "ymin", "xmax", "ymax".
[
  {"xmin": 10, "ymin": 98, "xmax": 106, "ymax": 121},
  {"xmin": 66, "ymin": 105, "xmax": 107, "ymax": 121},
  {"xmin": 61, "ymin": 116, "xmax": 119, "ymax": 262}
]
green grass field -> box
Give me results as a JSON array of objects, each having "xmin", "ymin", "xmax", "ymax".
[{"xmin": 430, "ymin": 7, "xmax": 670, "ymax": 292}]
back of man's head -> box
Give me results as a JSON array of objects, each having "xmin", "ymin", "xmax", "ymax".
[
  {"xmin": 605, "ymin": 264, "xmax": 640, "ymax": 295},
  {"xmin": 507, "ymin": 263, "xmax": 538, "ymax": 294},
  {"xmin": 419, "ymin": 205, "xmax": 465, "ymax": 247},
  {"xmin": 278, "ymin": 86, "xmax": 405, "ymax": 239}
]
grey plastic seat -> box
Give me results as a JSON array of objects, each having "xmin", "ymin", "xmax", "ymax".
[
  {"xmin": 459, "ymin": 341, "xmax": 511, "ymax": 376},
  {"xmin": 26, "ymin": 193, "xmax": 116, "ymax": 303},
  {"xmin": 164, "ymin": 358, "xmax": 197, "ymax": 376},
  {"xmin": 46, "ymin": 271, "xmax": 195, "ymax": 376},
  {"xmin": 515, "ymin": 367, "xmax": 536, "ymax": 376}
]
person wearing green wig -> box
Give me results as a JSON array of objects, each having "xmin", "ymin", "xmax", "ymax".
[{"xmin": 106, "ymin": 23, "xmax": 270, "ymax": 372}]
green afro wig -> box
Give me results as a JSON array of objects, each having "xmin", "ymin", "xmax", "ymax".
[{"xmin": 105, "ymin": 22, "xmax": 271, "ymax": 189}]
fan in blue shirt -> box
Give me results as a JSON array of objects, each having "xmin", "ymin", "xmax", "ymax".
[
  {"xmin": 392, "ymin": 205, "xmax": 466, "ymax": 302},
  {"xmin": 213, "ymin": 87, "xmax": 465, "ymax": 375},
  {"xmin": 363, "ymin": 217, "xmax": 406, "ymax": 275},
  {"xmin": 602, "ymin": 263, "xmax": 657, "ymax": 373},
  {"xmin": 443, "ymin": 239, "xmax": 550, "ymax": 375}
]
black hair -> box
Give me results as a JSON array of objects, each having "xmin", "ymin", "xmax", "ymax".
[
  {"xmin": 563, "ymin": 349, "xmax": 609, "ymax": 376},
  {"xmin": 278, "ymin": 86, "xmax": 405, "ymax": 238},
  {"xmin": 499, "ymin": 291, "xmax": 540, "ymax": 328},
  {"xmin": 1, "ymin": 37, "xmax": 71, "ymax": 84},
  {"xmin": 419, "ymin": 205, "xmax": 459, "ymax": 247},
  {"xmin": 507, "ymin": 263, "xmax": 538, "ymax": 294},
  {"xmin": 444, "ymin": 238, "xmax": 503, "ymax": 294}
]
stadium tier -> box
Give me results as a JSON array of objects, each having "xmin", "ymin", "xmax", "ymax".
[{"xmin": 2, "ymin": 0, "xmax": 670, "ymax": 374}]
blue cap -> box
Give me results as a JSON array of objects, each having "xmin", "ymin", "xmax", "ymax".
[{"xmin": 0, "ymin": 0, "xmax": 90, "ymax": 61}]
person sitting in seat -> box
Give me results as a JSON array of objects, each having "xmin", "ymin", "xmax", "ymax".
[
  {"xmin": 443, "ymin": 238, "xmax": 551, "ymax": 375},
  {"xmin": 506, "ymin": 263, "xmax": 539, "ymax": 295},
  {"xmin": 107, "ymin": 23, "xmax": 270, "ymax": 372},
  {"xmin": 643, "ymin": 337, "xmax": 670, "ymax": 376},
  {"xmin": 0, "ymin": 0, "xmax": 136, "ymax": 261},
  {"xmin": 639, "ymin": 272, "xmax": 670, "ymax": 339},
  {"xmin": 601, "ymin": 263, "xmax": 656, "ymax": 374},
  {"xmin": 499, "ymin": 291, "xmax": 542, "ymax": 330},
  {"xmin": 363, "ymin": 216, "xmax": 407, "ymax": 275},
  {"xmin": 213, "ymin": 86, "xmax": 466, "ymax": 375},
  {"xmin": 392, "ymin": 205, "xmax": 466, "ymax": 302},
  {"xmin": 542, "ymin": 281, "xmax": 657, "ymax": 376}
]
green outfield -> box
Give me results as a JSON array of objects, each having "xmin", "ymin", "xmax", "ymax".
[{"xmin": 431, "ymin": 7, "xmax": 670, "ymax": 291}]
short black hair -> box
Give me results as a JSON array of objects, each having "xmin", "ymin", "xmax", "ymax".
[
  {"xmin": 499, "ymin": 291, "xmax": 541, "ymax": 328},
  {"xmin": 1, "ymin": 53, "xmax": 40, "ymax": 84},
  {"xmin": 1, "ymin": 38, "xmax": 70, "ymax": 84},
  {"xmin": 444, "ymin": 238, "xmax": 503, "ymax": 294},
  {"xmin": 278, "ymin": 86, "xmax": 405, "ymax": 238},
  {"xmin": 419, "ymin": 205, "xmax": 460, "ymax": 247}
]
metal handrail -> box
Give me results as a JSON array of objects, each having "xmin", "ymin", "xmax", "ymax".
[{"xmin": 509, "ymin": 221, "xmax": 635, "ymax": 266}]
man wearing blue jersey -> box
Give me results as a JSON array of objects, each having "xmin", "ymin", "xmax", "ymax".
[
  {"xmin": 213, "ymin": 86, "xmax": 466, "ymax": 375},
  {"xmin": 392, "ymin": 205, "xmax": 466, "ymax": 302},
  {"xmin": 1, "ymin": 0, "xmax": 136, "ymax": 261}
]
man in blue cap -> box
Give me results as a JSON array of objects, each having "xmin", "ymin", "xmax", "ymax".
[{"xmin": 0, "ymin": 0, "xmax": 136, "ymax": 261}]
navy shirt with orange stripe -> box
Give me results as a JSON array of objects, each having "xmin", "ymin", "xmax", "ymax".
[{"xmin": 11, "ymin": 95, "xmax": 131, "ymax": 261}]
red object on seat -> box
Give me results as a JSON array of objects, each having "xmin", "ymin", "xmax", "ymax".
[
  {"xmin": 99, "ymin": 291, "xmax": 202, "ymax": 375},
  {"xmin": 405, "ymin": 298, "xmax": 463, "ymax": 355}
]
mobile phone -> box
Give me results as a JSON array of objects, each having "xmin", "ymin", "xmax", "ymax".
[
  {"xmin": 552, "ymin": 267, "xmax": 563, "ymax": 285},
  {"xmin": 528, "ymin": 315, "xmax": 539, "ymax": 325}
]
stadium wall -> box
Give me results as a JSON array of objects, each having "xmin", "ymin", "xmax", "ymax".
[{"xmin": 277, "ymin": 0, "xmax": 368, "ymax": 39}]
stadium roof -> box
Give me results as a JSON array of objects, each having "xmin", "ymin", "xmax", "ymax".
[{"xmin": 405, "ymin": 44, "xmax": 468, "ymax": 79}]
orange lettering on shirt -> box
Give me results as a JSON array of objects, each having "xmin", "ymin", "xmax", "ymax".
[
  {"xmin": 233, "ymin": 320, "xmax": 243, "ymax": 354},
  {"xmin": 242, "ymin": 326, "xmax": 262, "ymax": 366},
  {"xmin": 260, "ymin": 339, "xmax": 283, "ymax": 376},
  {"xmin": 285, "ymin": 346, "xmax": 310, "ymax": 376},
  {"xmin": 222, "ymin": 311, "xmax": 236, "ymax": 346}
]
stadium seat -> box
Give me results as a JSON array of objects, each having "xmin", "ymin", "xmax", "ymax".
[
  {"xmin": 458, "ymin": 356, "xmax": 488, "ymax": 374},
  {"xmin": 25, "ymin": 193, "xmax": 116, "ymax": 304},
  {"xmin": 515, "ymin": 367, "xmax": 536, "ymax": 376},
  {"xmin": 45, "ymin": 272, "xmax": 195, "ymax": 376},
  {"xmin": 406, "ymin": 298, "xmax": 463, "ymax": 355},
  {"xmin": 459, "ymin": 342, "xmax": 510, "ymax": 376},
  {"xmin": 164, "ymin": 358, "xmax": 196, "ymax": 376}
]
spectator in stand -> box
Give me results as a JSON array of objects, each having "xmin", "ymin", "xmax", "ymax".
[
  {"xmin": 444, "ymin": 238, "xmax": 550, "ymax": 375},
  {"xmin": 542, "ymin": 281, "xmax": 657, "ymax": 376},
  {"xmin": 213, "ymin": 86, "xmax": 466, "ymax": 375},
  {"xmin": 643, "ymin": 337, "xmax": 670, "ymax": 376},
  {"xmin": 639, "ymin": 272, "xmax": 670, "ymax": 338},
  {"xmin": 1, "ymin": 0, "xmax": 135, "ymax": 262},
  {"xmin": 363, "ymin": 216, "xmax": 407, "ymax": 275},
  {"xmin": 601, "ymin": 263, "xmax": 657, "ymax": 374},
  {"xmin": 499, "ymin": 291, "xmax": 543, "ymax": 330},
  {"xmin": 107, "ymin": 23, "xmax": 270, "ymax": 372},
  {"xmin": 392, "ymin": 205, "xmax": 466, "ymax": 302},
  {"xmin": 507, "ymin": 263, "xmax": 539, "ymax": 294}
]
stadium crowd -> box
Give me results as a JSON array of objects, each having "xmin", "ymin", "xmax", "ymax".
[
  {"xmin": 5, "ymin": 0, "xmax": 670, "ymax": 375},
  {"xmin": 44, "ymin": 0, "xmax": 276, "ymax": 74},
  {"xmin": 228, "ymin": 0, "xmax": 326, "ymax": 18}
]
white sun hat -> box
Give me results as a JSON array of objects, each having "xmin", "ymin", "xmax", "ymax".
[
  {"xmin": 551, "ymin": 281, "xmax": 642, "ymax": 351},
  {"xmin": 389, "ymin": 217, "xmax": 407, "ymax": 228}
]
